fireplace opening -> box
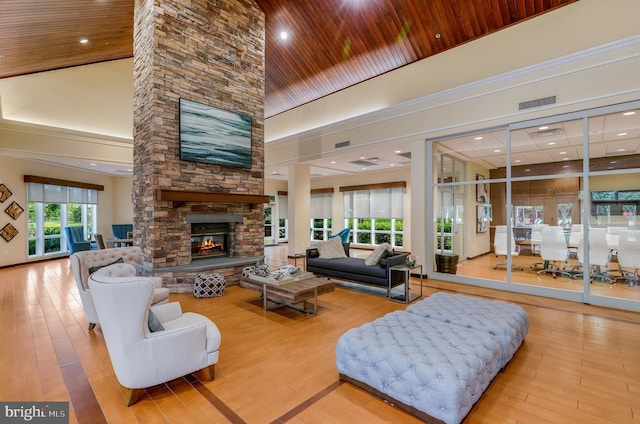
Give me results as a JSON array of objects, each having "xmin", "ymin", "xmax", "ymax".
[{"xmin": 191, "ymin": 222, "xmax": 229, "ymax": 259}]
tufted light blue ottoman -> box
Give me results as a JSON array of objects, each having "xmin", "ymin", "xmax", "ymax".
[
  {"xmin": 406, "ymin": 292, "xmax": 529, "ymax": 368},
  {"xmin": 336, "ymin": 310, "xmax": 503, "ymax": 424}
]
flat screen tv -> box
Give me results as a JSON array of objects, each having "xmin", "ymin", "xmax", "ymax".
[
  {"xmin": 617, "ymin": 190, "xmax": 640, "ymax": 201},
  {"xmin": 590, "ymin": 191, "xmax": 616, "ymax": 202},
  {"xmin": 179, "ymin": 98, "xmax": 252, "ymax": 169}
]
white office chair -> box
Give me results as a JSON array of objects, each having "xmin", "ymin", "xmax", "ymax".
[
  {"xmin": 89, "ymin": 265, "xmax": 222, "ymax": 406},
  {"xmin": 567, "ymin": 224, "xmax": 583, "ymax": 258},
  {"xmin": 606, "ymin": 227, "xmax": 626, "ymax": 259},
  {"xmin": 617, "ymin": 231, "xmax": 640, "ymax": 287},
  {"xmin": 528, "ymin": 223, "xmax": 548, "ymax": 271},
  {"xmin": 493, "ymin": 225, "xmax": 523, "ymax": 270},
  {"xmin": 574, "ymin": 228, "xmax": 614, "ymax": 283},
  {"xmin": 538, "ymin": 226, "xmax": 572, "ymax": 279}
]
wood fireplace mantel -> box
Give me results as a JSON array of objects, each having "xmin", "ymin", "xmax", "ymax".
[{"xmin": 158, "ymin": 189, "xmax": 270, "ymax": 207}]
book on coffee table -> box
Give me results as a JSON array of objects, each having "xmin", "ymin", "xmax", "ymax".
[{"xmin": 247, "ymin": 271, "xmax": 314, "ymax": 286}]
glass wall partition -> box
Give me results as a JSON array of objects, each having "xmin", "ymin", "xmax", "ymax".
[
  {"xmin": 507, "ymin": 119, "xmax": 584, "ymax": 293},
  {"xmin": 587, "ymin": 108, "xmax": 640, "ymax": 304},
  {"xmin": 427, "ymin": 99, "xmax": 640, "ymax": 311},
  {"xmin": 433, "ymin": 129, "xmax": 506, "ymax": 277}
]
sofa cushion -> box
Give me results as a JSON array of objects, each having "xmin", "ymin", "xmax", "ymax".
[
  {"xmin": 316, "ymin": 237, "xmax": 348, "ymax": 259},
  {"xmin": 365, "ymin": 243, "xmax": 392, "ymax": 266},
  {"xmin": 307, "ymin": 257, "xmax": 387, "ymax": 279},
  {"xmin": 147, "ymin": 309, "xmax": 165, "ymax": 332},
  {"xmin": 88, "ymin": 257, "xmax": 124, "ymax": 279}
]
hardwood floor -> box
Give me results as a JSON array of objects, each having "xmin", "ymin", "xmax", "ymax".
[{"xmin": 1, "ymin": 245, "xmax": 640, "ymax": 423}]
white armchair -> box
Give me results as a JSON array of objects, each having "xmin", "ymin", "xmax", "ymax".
[
  {"xmin": 70, "ymin": 246, "xmax": 169, "ymax": 330},
  {"xmin": 88, "ymin": 266, "xmax": 221, "ymax": 406}
]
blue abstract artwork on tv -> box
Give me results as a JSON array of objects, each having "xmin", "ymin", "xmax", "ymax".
[{"xmin": 179, "ymin": 98, "xmax": 252, "ymax": 169}]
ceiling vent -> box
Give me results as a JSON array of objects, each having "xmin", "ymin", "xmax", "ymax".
[
  {"xmin": 518, "ymin": 95, "xmax": 556, "ymax": 110},
  {"xmin": 335, "ymin": 140, "xmax": 350, "ymax": 148},
  {"xmin": 350, "ymin": 159, "xmax": 378, "ymax": 166},
  {"xmin": 532, "ymin": 127, "xmax": 563, "ymax": 137}
]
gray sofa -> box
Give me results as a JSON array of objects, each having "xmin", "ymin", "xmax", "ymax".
[{"xmin": 305, "ymin": 243, "xmax": 408, "ymax": 295}]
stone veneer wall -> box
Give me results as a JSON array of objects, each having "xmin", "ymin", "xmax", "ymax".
[{"xmin": 132, "ymin": 0, "xmax": 265, "ymax": 289}]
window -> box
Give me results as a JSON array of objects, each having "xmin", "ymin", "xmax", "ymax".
[
  {"xmin": 27, "ymin": 183, "xmax": 98, "ymax": 257},
  {"xmin": 343, "ymin": 186, "xmax": 404, "ymax": 248},
  {"xmin": 277, "ymin": 194, "xmax": 288, "ymax": 242},
  {"xmin": 310, "ymin": 192, "xmax": 333, "ymax": 241}
]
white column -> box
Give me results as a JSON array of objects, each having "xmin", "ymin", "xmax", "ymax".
[
  {"xmin": 411, "ymin": 140, "xmax": 428, "ymax": 276},
  {"xmin": 288, "ymin": 164, "xmax": 311, "ymax": 257}
]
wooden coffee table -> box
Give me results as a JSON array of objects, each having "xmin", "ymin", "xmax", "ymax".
[{"xmin": 239, "ymin": 276, "xmax": 334, "ymax": 315}]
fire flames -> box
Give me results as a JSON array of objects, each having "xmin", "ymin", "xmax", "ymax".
[{"xmin": 200, "ymin": 239, "xmax": 223, "ymax": 251}]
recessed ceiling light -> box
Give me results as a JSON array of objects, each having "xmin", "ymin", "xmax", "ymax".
[
  {"xmin": 559, "ymin": 151, "xmax": 567, "ymax": 155},
  {"xmin": 394, "ymin": 150, "xmax": 402, "ymax": 154},
  {"xmin": 279, "ymin": 31, "xmax": 289, "ymax": 40},
  {"xmin": 514, "ymin": 159, "xmax": 521, "ymax": 163},
  {"xmin": 494, "ymin": 149, "xmax": 501, "ymax": 153},
  {"xmin": 562, "ymin": 157, "xmax": 569, "ymax": 161},
  {"xmin": 547, "ymin": 142, "xmax": 556, "ymax": 146},
  {"xmin": 360, "ymin": 156, "xmax": 366, "ymax": 160},
  {"xmin": 617, "ymin": 132, "xmax": 628, "ymax": 136},
  {"xmin": 362, "ymin": 167, "xmax": 367, "ymax": 170},
  {"xmin": 90, "ymin": 163, "xmax": 96, "ymax": 166},
  {"xmin": 539, "ymin": 126, "xmax": 549, "ymax": 130},
  {"xmin": 617, "ymin": 148, "xmax": 626, "ymax": 152},
  {"xmin": 330, "ymin": 161, "xmax": 336, "ymax": 164},
  {"xmin": 474, "ymin": 136, "xmax": 483, "ymax": 140},
  {"xmin": 389, "ymin": 164, "xmax": 395, "ymax": 167},
  {"xmin": 80, "ymin": 38, "xmax": 89, "ymax": 44},
  {"xmin": 623, "ymin": 111, "xmax": 636, "ymax": 116},
  {"xmin": 563, "ymin": 165, "xmax": 569, "ymax": 168},
  {"xmin": 435, "ymin": 33, "xmax": 441, "ymax": 38},
  {"xmin": 610, "ymin": 161, "xmax": 617, "ymax": 164},
  {"xmin": 525, "ymin": 169, "xmax": 531, "ymax": 172}
]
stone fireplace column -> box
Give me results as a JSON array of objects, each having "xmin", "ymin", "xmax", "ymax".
[{"xmin": 132, "ymin": 0, "xmax": 266, "ymax": 274}]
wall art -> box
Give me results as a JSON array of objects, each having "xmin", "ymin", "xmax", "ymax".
[
  {"xmin": 1, "ymin": 223, "xmax": 18, "ymax": 242},
  {"xmin": 0, "ymin": 183, "xmax": 12, "ymax": 203},
  {"xmin": 476, "ymin": 174, "xmax": 488, "ymax": 203},
  {"xmin": 5, "ymin": 201, "xmax": 24, "ymax": 220}
]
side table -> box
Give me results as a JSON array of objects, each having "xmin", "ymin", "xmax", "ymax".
[
  {"xmin": 292, "ymin": 253, "xmax": 306, "ymax": 271},
  {"xmin": 389, "ymin": 264, "xmax": 423, "ymax": 303}
]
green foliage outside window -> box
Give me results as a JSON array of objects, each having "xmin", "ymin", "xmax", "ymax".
[
  {"xmin": 357, "ymin": 219, "xmax": 371, "ymax": 230},
  {"xmin": 375, "ymin": 219, "xmax": 391, "ymax": 231},
  {"xmin": 357, "ymin": 232, "xmax": 371, "ymax": 244},
  {"xmin": 437, "ymin": 218, "xmax": 453, "ymax": 233}
]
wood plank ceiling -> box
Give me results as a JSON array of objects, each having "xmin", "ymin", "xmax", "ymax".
[{"xmin": 0, "ymin": 0, "xmax": 577, "ymax": 118}]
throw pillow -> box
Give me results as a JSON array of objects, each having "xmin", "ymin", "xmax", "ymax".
[
  {"xmin": 88, "ymin": 257, "xmax": 124, "ymax": 276},
  {"xmin": 148, "ymin": 309, "xmax": 165, "ymax": 332},
  {"xmin": 316, "ymin": 237, "xmax": 347, "ymax": 259},
  {"xmin": 365, "ymin": 243, "xmax": 392, "ymax": 266}
]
